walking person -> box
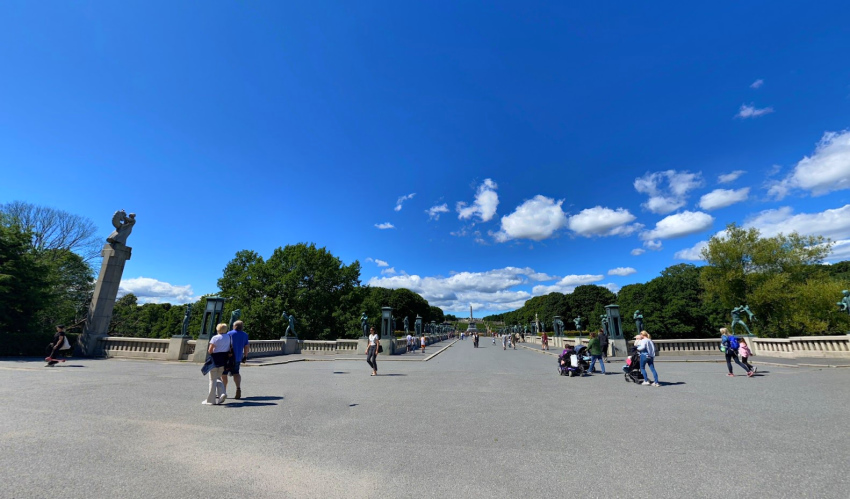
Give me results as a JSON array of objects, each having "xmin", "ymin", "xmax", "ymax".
[
  {"xmin": 420, "ymin": 334, "xmax": 426, "ymax": 353},
  {"xmin": 635, "ymin": 331, "xmax": 659, "ymax": 386},
  {"xmin": 366, "ymin": 327, "xmax": 379, "ymax": 376},
  {"xmin": 739, "ymin": 338, "xmax": 756, "ymax": 373},
  {"xmin": 222, "ymin": 320, "xmax": 250, "ymax": 399},
  {"xmin": 541, "ymin": 331, "xmax": 549, "ymax": 351},
  {"xmin": 599, "ymin": 329, "xmax": 609, "ymax": 360},
  {"xmin": 502, "ymin": 333, "xmax": 508, "ymax": 350},
  {"xmin": 203, "ymin": 324, "xmax": 231, "ymax": 405},
  {"xmin": 721, "ymin": 328, "xmax": 754, "ymax": 377},
  {"xmin": 587, "ymin": 331, "xmax": 606, "ymax": 374}
]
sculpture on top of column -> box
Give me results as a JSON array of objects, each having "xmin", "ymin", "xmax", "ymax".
[{"xmin": 106, "ymin": 210, "xmax": 136, "ymax": 246}]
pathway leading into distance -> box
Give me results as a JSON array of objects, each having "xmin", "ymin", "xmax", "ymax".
[{"xmin": 1, "ymin": 340, "xmax": 848, "ymax": 498}]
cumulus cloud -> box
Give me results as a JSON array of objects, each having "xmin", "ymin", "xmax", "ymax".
[
  {"xmin": 369, "ymin": 266, "xmax": 557, "ymax": 313},
  {"xmin": 674, "ymin": 240, "xmax": 708, "ymax": 261},
  {"xmin": 608, "ymin": 267, "xmax": 637, "ymax": 276},
  {"xmin": 634, "ymin": 170, "xmax": 703, "ymax": 214},
  {"xmin": 119, "ymin": 277, "xmax": 195, "ymax": 304},
  {"xmin": 641, "ymin": 211, "xmax": 714, "ymax": 240},
  {"xmin": 568, "ymin": 206, "xmax": 641, "ymax": 237},
  {"xmin": 827, "ymin": 239, "xmax": 850, "ymax": 261},
  {"xmin": 426, "ymin": 203, "xmax": 449, "ymax": 220},
  {"xmin": 745, "ymin": 204, "xmax": 850, "ymax": 241},
  {"xmin": 718, "ymin": 170, "xmax": 746, "ymax": 184},
  {"xmin": 381, "ymin": 267, "xmax": 397, "ymax": 276},
  {"xmin": 750, "ymin": 79, "xmax": 764, "ymax": 89},
  {"xmin": 364, "ymin": 258, "xmax": 389, "ymax": 267},
  {"xmin": 394, "ymin": 193, "xmax": 416, "ymax": 211},
  {"xmin": 631, "ymin": 248, "xmax": 646, "ymax": 256},
  {"xmin": 698, "ymin": 188, "xmax": 750, "ymax": 211},
  {"xmin": 736, "ymin": 103, "xmax": 774, "ymax": 119},
  {"xmin": 457, "ymin": 178, "xmax": 499, "ymax": 222},
  {"xmin": 374, "ymin": 222, "xmax": 395, "ymax": 230},
  {"xmin": 767, "ymin": 130, "xmax": 850, "ymax": 199},
  {"xmin": 644, "ymin": 240, "xmax": 663, "ymax": 251},
  {"xmin": 492, "ymin": 195, "xmax": 567, "ymax": 242},
  {"xmin": 531, "ymin": 274, "xmax": 605, "ymax": 295}
]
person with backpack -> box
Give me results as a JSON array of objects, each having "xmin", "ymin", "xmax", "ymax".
[
  {"xmin": 720, "ymin": 327, "xmax": 754, "ymax": 377},
  {"xmin": 635, "ymin": 331, "xmax": 659, "ymax": 386}
]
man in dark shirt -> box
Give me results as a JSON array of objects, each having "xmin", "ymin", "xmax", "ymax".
[
  {"xmin": 599, "ymin": 328, "xmax": 609, "ymax": 360},
  {"xmin": 45, "ymin": 325, "xmax": 67, "ymax": 366}
]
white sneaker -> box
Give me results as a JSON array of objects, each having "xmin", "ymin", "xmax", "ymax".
[
  {"xmin": 218, "ymin": 394, "xmax": 227, "ymax": 404},
  {"xmin": 641, "ymin": 381, "xmax": 651, "ymax": 386},
  {"xmin": 652, "ymin": 383, "xmax": 660, "ymax": 387},
  {"xmin": 202, "ymin": 400, "xmax": 214, "ymax": 405}
]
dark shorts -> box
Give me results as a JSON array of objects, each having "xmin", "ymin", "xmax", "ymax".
[{"xmin": 223, "ymin": 361, "xmax": 241, "ymax": 376}]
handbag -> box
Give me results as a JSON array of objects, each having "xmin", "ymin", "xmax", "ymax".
[
  {"xmin": 377, "ymin": 344, "xmax": 383, "ymax": 353},
  {"xmin": 224, "ymin": 336, "xmax": 236, "ymax": 371}
]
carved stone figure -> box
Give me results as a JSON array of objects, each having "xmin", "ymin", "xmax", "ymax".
[
  {"xmin": 229, "ymin": 309, "xmax": 241, "ymax": 328},
  {"xmin": 837, "ymin": 290, "xmax": 850, "ymax": 315},
  {"xmin": 106, "ymin": 210, "xmax": 136, "ymax": 246},
  {"xmin": 573, "ymin": 316, "xmax": 582, "ymax": 331},
  {"xmin": 282, "ymin": 311, "xmax": 297, "ymax": 338},
  {"xmin": 360, "ymin": 312, "xmax": 369, "ymax": 337},
  {"xmin": 553, "ymin": 317, "xmax": 564, "ymax": 337},
  {"xmin": 731, "ymin": 305, "xmax": 755, "ymax": 336},
  {"xmin": 601, "ymin": 315, "xmax": 609, "ymax": 336},
  {"xmin": 404, "ymin": 316, "xmax": 410, "ymax": 333},
  {"xmin": 180, "ymin": 305, "xmax": 191, "ymax": 336},
  {"xmin": 634, "ymin": 310, "xmax": 644, "ymax": 332}
]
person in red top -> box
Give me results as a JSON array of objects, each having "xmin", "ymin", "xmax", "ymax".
[{"xmin": 541, "ymin": 331, "xmax": 549, "ymax": 350}]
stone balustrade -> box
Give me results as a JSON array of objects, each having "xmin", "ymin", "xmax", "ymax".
[
  {"xmin": 337, "ymin": 339, "xmax": 359, "ymax": 352},
  {"xmin": 751, "ymin": 335, "xmax": 850, "ymax": 358},
  {"xmin": 299, "ymin": 340, "xmax": 338, "ymax": 354},
  {"xmin": 101, "ymin": 337, "xmax": 170, "ymax": 360},
  {"xmin": 248, "ymin": 340, "xmax": 286, "ymax": 357}
]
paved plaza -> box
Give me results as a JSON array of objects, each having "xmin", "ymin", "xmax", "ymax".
[{"xmin": 1, "ymin": 340, "xmax": 848, "ymax": 498}]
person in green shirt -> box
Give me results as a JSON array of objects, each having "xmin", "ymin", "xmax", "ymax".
[{"xmin": 587, "ymin": 331, "xmax": 606, "ymax": 374}]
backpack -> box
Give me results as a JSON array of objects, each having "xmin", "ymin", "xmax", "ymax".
[{"xmin": 728, "ymin": 335, "xmax": 740, "ymax": 351}]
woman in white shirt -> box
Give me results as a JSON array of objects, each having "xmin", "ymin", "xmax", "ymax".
[
  {"xmin": 635, "ymin": 330, "xmax": 659, "ymax": 387},
  {"xmin": 366, "ymin": 327, "xmax": 380, "ymax": 376},
  {"xmin": 203, "ymin": 323, "xmax": 231, "ymax": 405}
]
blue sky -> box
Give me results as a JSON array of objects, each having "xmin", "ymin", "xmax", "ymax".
[{"xmin": 2, "ymin": 1, "xmax": 849, "ymax": 316}]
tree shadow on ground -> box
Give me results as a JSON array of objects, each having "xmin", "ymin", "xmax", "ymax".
[{"xmin": 224, "ymin": 396, "xmax": 283, "ymax": 408}]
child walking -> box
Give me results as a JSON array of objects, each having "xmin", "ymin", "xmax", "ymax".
[{"xmin": 739, "ymin": 339, "xmax": 757, "ymax": 373}]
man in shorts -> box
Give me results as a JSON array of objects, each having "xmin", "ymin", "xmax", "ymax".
[{"xmin": 223, "ymin": 320, "xmax": 250, "ymax": 399}]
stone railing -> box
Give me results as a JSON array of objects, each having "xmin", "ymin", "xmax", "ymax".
[
  {"xmin": 248, "ymin": 340, "xmax": 286, "ymax": 358},
  {"xmin": 751, "ymin": 336, "xmax": 850, "ymax": 358},
  {"xmin": 101, "ymin": 337, "xmax": 170, "ymax": 360},
  {"xmin": 651, "ymin": 338, "xmax": 721, "ymax": 355},
  {"xmin": 183, "ymin": 340, "xmax": 196, "ymax": 358},
  {"xmin": 337, "ymin": 340, "xmax": 359, "ymax": 353},
  {"xmin": 299, "ymin": 340, "xmax": 338, "ymax": 354}
]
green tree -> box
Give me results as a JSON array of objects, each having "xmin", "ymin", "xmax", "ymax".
[
  {"xmin": 0, "ymin": 222, "xmax": 52, "ymax": 334},
  {"xmin": 701, "ymin": 223, "xmax": 834, "ymax": 337}
]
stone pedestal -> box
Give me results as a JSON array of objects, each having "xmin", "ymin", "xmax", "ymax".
[
  {"xmin": 167, "ymin": 336, "xmax": 189, "ymax": 361},
  {"xmin": 193, "ymin": 338, "xmax": 210, "ymax": 363},
  {"xmin": 282, "ymin": 337, "xmax": 299, "ymax": 355},
  {"xmin": 78, "ymin": 243, "xmax": 132, "ymax": 357}
]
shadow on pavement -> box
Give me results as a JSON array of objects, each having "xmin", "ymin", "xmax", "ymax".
[
  {"xmin": 659, "ymin": 381, "xmax": 686, "ymax": 386},
  {"xmin": 224, "ymin": 396, "xmax": 283, "ymax": 408},
  {"xmin": 378, "ymin": 373, "xmax": 407, "ymax": 377}
]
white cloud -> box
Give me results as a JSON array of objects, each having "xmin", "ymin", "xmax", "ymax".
[
  {"xmin": 746, "ymin": 204, "xmax": 850, "ymax": 241},
  {"xmin": 634, "ymin": 170, "xmax": 703, "ymax": 214},
  {"xmin": 492, "ymin": 195, "xmax": 567, "ymax": 242},
  {"xmin": 631, "ymin": 248, "xmax": 646, "ymax": 256},
  {"xmin": 641, "ymin": 211, "xmax": 715, "ymax": 240},
  {"xmin": 826, "ymin": 239, "xmax": 850, "ymax": 261},
  {"xmin": 608, "ymin": 267, "xmax": 637, "ymax": 276},
  {"xmin": 364, "ymin": 258, "xmax": 389, "ymax": 267},
  {"xmin": 426, "ymin": 203, "xmax": 449, "ymax": 220},
  {"xmin": 394, "ymin": 193, "xmax": 416, "ymax": 212},
  {"xmin": 736, "ymin": 103, "xmax": 774, "ymax": 119},
  {"xmin": 674, "ymin": 240, "xmax": 708, "ymax": 261},
  {"xmin": 698, "ymin": 188, "xmax": 750, "ymax": 211},
  {"xmin": 119, "ymin": 277, "xmax": 194, "ymax": 304},
  {"xmin": 605, "ymin": 283, "xmax": 621, "ymax": 294},
  {"xmin": 368, "ymin": 266, "xmax": 557, "ymax": 313},
  {"xmin": 718, "ymin": 170, "xmax": 746, "ymax": 184},
  {"xmin": 375, "ymin": 222, "xmax": 395, "ymax": 230},
  {"xmin": 750, "ymin": 79, "xmax": 764, "ymax": 89},
  {"xmin": 457, "ymin": 178, "xmax": 499, "ymax": 222},
  {"xmin": 644, "ymin": 240, "xmax": 663, "ymax": 251},
  {"xmin": 568, "ymin": 206, "xmax": 641, "ymax": 237},
  {"xmin": 381, "ymin": 267, "xmax": 397, "ymax": 276},
  {"xmin": 768, "ymin": 130, "xmax": 850, "ymax": 199},
  {"xmin": 531, "ymin": 274, "xmax": 604, "ymax": 295}
]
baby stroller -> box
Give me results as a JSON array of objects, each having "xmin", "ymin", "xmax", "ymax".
[
  {"xmin": 558, "ymin": 345, "xmax": 591, "ymax": 377},
  {"xmin": 623, "ymin": 347, "xmax": 644, "ymax": 383}
]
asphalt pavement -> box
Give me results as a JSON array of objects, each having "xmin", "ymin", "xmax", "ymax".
[{"xmin": 1, "ymin": 340, "xmax": 848, "ymax": 498}]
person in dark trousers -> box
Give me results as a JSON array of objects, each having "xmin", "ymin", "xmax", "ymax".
[
  {"xmin": 366, "ymin": 327, "xmax": 380, "ymax": 376},
  {"xmin": 223, "ymin": 320, "xmax": 250, "ymax": 399},
  {"xmin": 587, "ymin": 331, "xmax": 606, "ymax": 374},
  {"xmin": 598, "ymin": 329, "xmax": 609, "ymax": 360},
  {"xmin": 720, "ymin": 327, "xmax": 754, "ymax": 377},
  {"xmin": 45, "ymin": 325, "xmax": 68, "ymax": 366}
]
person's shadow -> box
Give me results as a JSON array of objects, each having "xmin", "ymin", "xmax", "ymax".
[
  {"xmin": 657, "ymin": 381, "xmax": 686, "ymax": 386},
  {"xmin": 224, "ymin": 396, "xmax": 283, "ymax": 408}
]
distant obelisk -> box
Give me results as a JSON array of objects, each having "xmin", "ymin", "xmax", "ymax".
[{"xmin": 470, "ymin": 305, "xmax": 473, "ymax": 323}]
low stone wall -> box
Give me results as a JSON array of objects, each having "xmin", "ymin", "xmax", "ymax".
[{"xmin": 102, "ymin": 337, "xmax": 170, "ymax": 360}]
